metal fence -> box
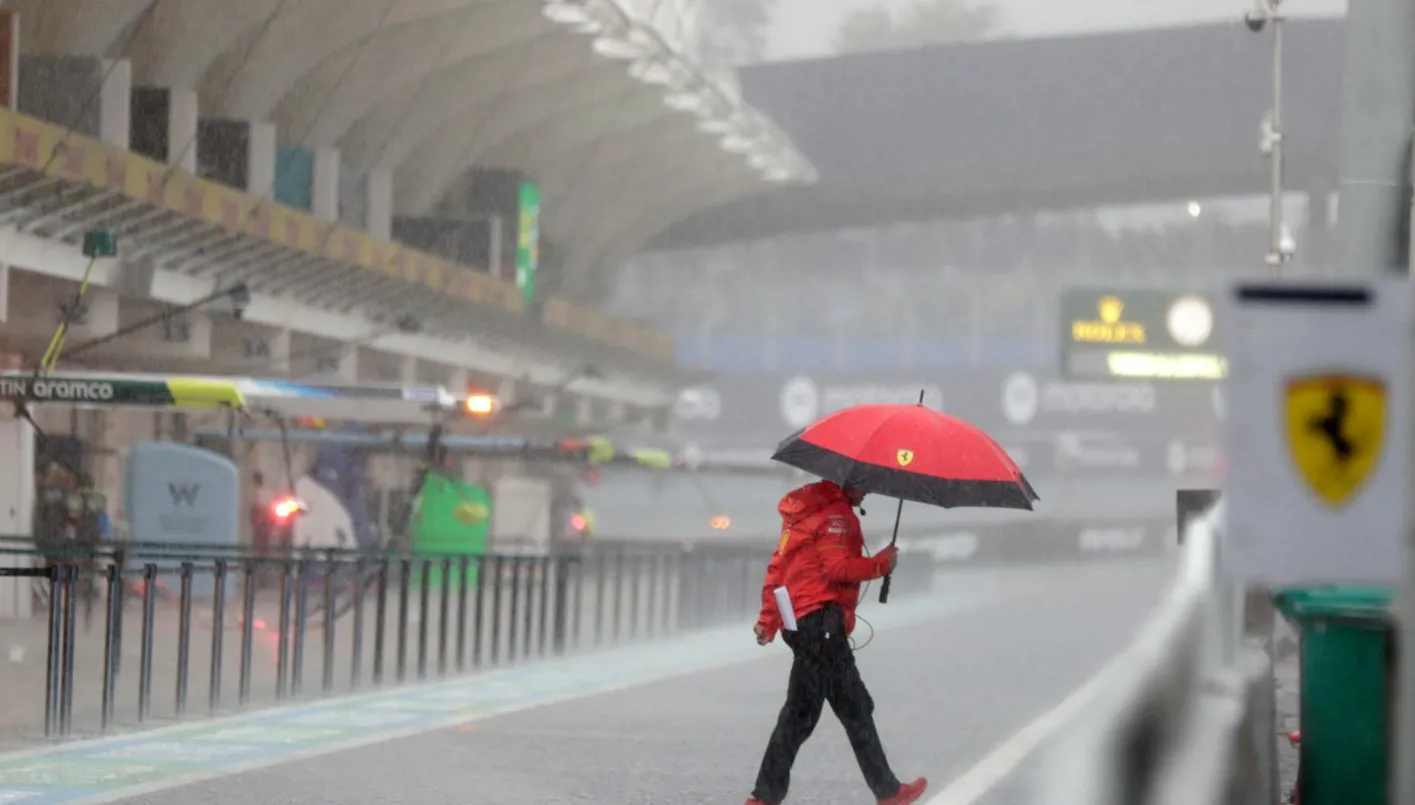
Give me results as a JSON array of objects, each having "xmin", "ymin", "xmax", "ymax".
[{"xmin": 0, "ymin": 537, "xmax": 935, "ymax": 748}]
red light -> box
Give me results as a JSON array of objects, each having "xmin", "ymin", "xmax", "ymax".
[
  {"xmin": 272, "ymin": 497, "xmax": 304, "ymax": 521},
  {"xmin": 570, "ymin": 513, "xmax": 587, "ymax": 532},
  {"xmin": 464, "ymin": 393, "xmax": 497, "ymax": 416}
]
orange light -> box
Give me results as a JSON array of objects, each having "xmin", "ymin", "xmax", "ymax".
[
  {"xmin": 710, "ymin": 515, "xmax": 731, "ymax": 531},
  {"xmin": 570, "ymin": 513, "xmax": 587, "ymax": 532},
  {"xmin": 464, "ymin": 393, "xmax": 497, "ymax": 416},
  {"xmin": 272, "ymin": 497, "xmax": 305, "ymax": 520}
]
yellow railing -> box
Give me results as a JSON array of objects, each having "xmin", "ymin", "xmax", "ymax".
[{"xmin": 0, "ymin": 107, "xmax": 674, "ymax": 363}]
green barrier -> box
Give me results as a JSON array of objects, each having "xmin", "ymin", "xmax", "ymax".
[{"xmin": 1272, "ymin": 585, "xmax": 1396, "ymax": 805}]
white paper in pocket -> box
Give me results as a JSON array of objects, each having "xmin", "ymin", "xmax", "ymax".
[{"xmin": 773, "ymin": 586, "xmax": 799, "ymax": 632}]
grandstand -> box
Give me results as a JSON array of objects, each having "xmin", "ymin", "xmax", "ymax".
[{"xmin": 0, "ymin": 0, "xmax": 814, "ymax": 409}]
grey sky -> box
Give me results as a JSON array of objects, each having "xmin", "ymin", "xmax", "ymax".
[{"xmin": 763, "ymin": 0, "xmax": 1346, "ymax": 60}]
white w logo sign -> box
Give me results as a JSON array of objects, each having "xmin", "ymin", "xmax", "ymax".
[{"xmin": 168, "ymin": 483, "xmax": 199, "ymax": 506}]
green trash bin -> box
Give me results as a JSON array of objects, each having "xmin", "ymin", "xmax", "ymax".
[{"xmin": 1271, "ymin": 585, "xmax": 1397, "ymax": 805}]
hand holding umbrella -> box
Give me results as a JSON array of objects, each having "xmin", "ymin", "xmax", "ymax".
[{"xmin": 770, "ymin": 392, "xmax": 1037, "ymax": 603}]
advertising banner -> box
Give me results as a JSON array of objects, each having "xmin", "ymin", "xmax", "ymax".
[
  {"xmin": 896, "ymin": 515, "xmax": 1175, "ymax": 567},
  {"xmin": 669, "ymin": 369, "xmax": 1224, "ymax": 470},
  {"xmin": 1058, "ymin": 287, "xmax": 1225, "ymax": 381}
]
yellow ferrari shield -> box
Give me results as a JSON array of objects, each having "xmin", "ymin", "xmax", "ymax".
[
  {"xmin": 896, "ymin": 449, "xmax": 914, "ymax": 467},
  {"xmin": 1285, "ymin": 374, "xmax": 1386, "ymax": 508}
]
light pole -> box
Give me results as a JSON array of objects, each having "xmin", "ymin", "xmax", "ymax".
[{"xmin": 1246, "ymin": 0, "xmax": 1294, "ymax": 272}]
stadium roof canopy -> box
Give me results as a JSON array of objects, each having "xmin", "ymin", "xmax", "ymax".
[
  {"xmin": 14, "ymin": 0, "xmax": 815, "ymax": 299},
  {"xmin": 651, "ymin": 19, "xmax": 1345, "ymax": 251}
]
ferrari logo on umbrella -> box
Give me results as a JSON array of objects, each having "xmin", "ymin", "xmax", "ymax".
[
  {"xmin": 896, "ymin": 449, "xmax": 914, "ymax": 467},
  {"xmin": 1285, "ymin": 374, "xmax": 1386, "ymax": 508}
]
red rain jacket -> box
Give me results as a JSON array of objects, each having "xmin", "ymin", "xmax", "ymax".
[{"xmin": 754, "ymin": 480, "xmax": 891, "ymax": 641}]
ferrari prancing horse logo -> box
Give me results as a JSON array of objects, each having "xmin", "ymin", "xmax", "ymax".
[
  {"xmin": 896, "ymin": 449, "xmax": 914, "ymax": 467},
  {"xmin": 1284, "ymin": 373, "xmax": 1386, "ymax": 508}
]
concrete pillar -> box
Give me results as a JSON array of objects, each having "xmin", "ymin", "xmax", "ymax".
[
  {"xmin": 248, "ymin": 121, "xmax": 277, "ymax": 198},
  {"xmin": 313, "ymin": 147, "xmax": 340, "ymax": 222},
  {"xmin": 169, "ymin": 88, "xmax": 198, "ymax": 172},
  {"xmin": 398, "ymin": 355, "xmax": 417, "ymax": 385},
  {"xmin": 367, "ymin": 169, "xmax": 393, "ymax": 242},
  {"xmin": 98, "ymin": 58, "xmax": 131, "ymax": 149},
  {"xmin": 0, "ymin": 263, "xmax": 8, "ymax": 324},
  {"xmin": 1337, "ymin": 0, "xmax": 1415, "ymax": 274}
]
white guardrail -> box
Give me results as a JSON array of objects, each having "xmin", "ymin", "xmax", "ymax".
[{"xmin": 1033, "ymin": 500, "xmax": 1281, "ymax": 805}]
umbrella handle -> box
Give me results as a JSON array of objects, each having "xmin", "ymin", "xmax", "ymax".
[{"xmin": 878, "ymin": 496, "xmax": 905, "ymax": 605}]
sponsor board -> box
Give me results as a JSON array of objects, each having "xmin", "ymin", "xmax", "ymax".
[
  {"xmin": 0, "ymin": 378, "xmax": 115, "ymax": 402},
  {"xmin": 912, "ymin": 516, "xmax": 1171, "ymax": 567},
  {"xmin": 1059, "ymin": 288, "xmax": 1226, "ymax": 381},
  {"xmin": 670, "ymin": 369, "xmax": 1220, "ymax": 453},
  {"xmin": 1001, "ymin": 372, "xmax": 1157, "ymax": 427}
]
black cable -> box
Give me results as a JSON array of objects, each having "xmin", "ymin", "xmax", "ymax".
[{"xmin": 849, "ymin": 578, "xmax": 877, "ymax": 653}]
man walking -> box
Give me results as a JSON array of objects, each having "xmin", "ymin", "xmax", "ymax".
[{"xmin": 745, "ymin": 479, "xmax": 928, "ymax": 805}]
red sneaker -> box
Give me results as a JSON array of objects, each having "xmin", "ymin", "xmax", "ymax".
[
  {"xmin": 744, "ymin": 800, "xmax": 771, "ymax": 805},
  {"xmin": 880, "ymin": 778, "xmax": 929, "ymax": 805}
]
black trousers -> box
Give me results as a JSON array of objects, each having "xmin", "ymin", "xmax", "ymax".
[{"xmin": 751, "ymin": 605, "xmax": 900, "ymax": 804}]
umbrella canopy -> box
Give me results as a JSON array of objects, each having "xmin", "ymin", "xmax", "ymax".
[{"xmin": 771, "ymin": 403, "xmax": 1038, "ymax": 510}]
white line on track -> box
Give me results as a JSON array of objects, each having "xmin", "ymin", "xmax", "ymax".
[{"xmin": 921, "ymin": 645, "xmax": 1123, "ymax": 804}]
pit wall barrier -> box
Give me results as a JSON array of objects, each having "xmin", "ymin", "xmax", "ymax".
[
  {"xmin": 0, "ymin": 537, "xmax": 936, "ymax": 746},
  {"xmin": 891, "ymin": 515, "xmax": 1176, "ymax": 568},
  {"xmin": 1034, "ymin": 491, "xmax": 1282, "ymax": 805}
]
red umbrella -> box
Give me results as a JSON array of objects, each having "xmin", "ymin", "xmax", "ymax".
[
  {"xmin": 771, "ymin": 403, "xmax": 1038, "ymax": 510},
  {"xmin": 771, "ymin": 400, "xmax": 1038, "ymax": 603}
]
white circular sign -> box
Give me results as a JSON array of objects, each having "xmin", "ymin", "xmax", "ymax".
[
  {"xmin": 1166, "ymin": 295, "xmax": 1214, "ymax": 347},
  {"xmin": 779, "ymin": 376, "xmax": 820, "ymax": 429},
  {"xmin": 1001, "ymin": 372, "xmax": 1040, "ymax": 426}
]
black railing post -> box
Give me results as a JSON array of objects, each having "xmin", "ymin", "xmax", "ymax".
[
  {"xmin": 100, "ymin": 563, "xmax": 120, "ymax": 731},
  {"xmin": 138, "ymin": 563, "xmax": 157, "ymax": 721},
  {"xmin": 417, "ymin": 560, "xmax": 431, "ymax": 680},
  {"xmin": 372, "ymin": 558, "xmax": 389, "ymax": 686},
  {"xmin": 396, "ymin": 559, "xmax": 411, "ymax": 683},
  {"xmin": 351, "ymin": 558, "xmax": 367, "ymax": 690},
  {"xmin": 59, "ymin": 562, "xmax": 77, "ymax": 735},
  {"xmin": 209, "ymin": 560, "xmax": 227, "ymax": 713},
  {"xmin": 175, "ymin": 562, "xmax": 193, "ymax": 717},
  {"xmin": 239, "ymin": 561, "xmax": 255, "ymax": 706},
  {"xmin": 455, "ymin": 556, "xmax": 469, "ymax": 672},
  {"xmin": 322, "ymin": 559, "xmax": 337, "ymax": 695},
  {"xmin": 43, "ymin": 564, "xmax": 64, "ymax": 738}
]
